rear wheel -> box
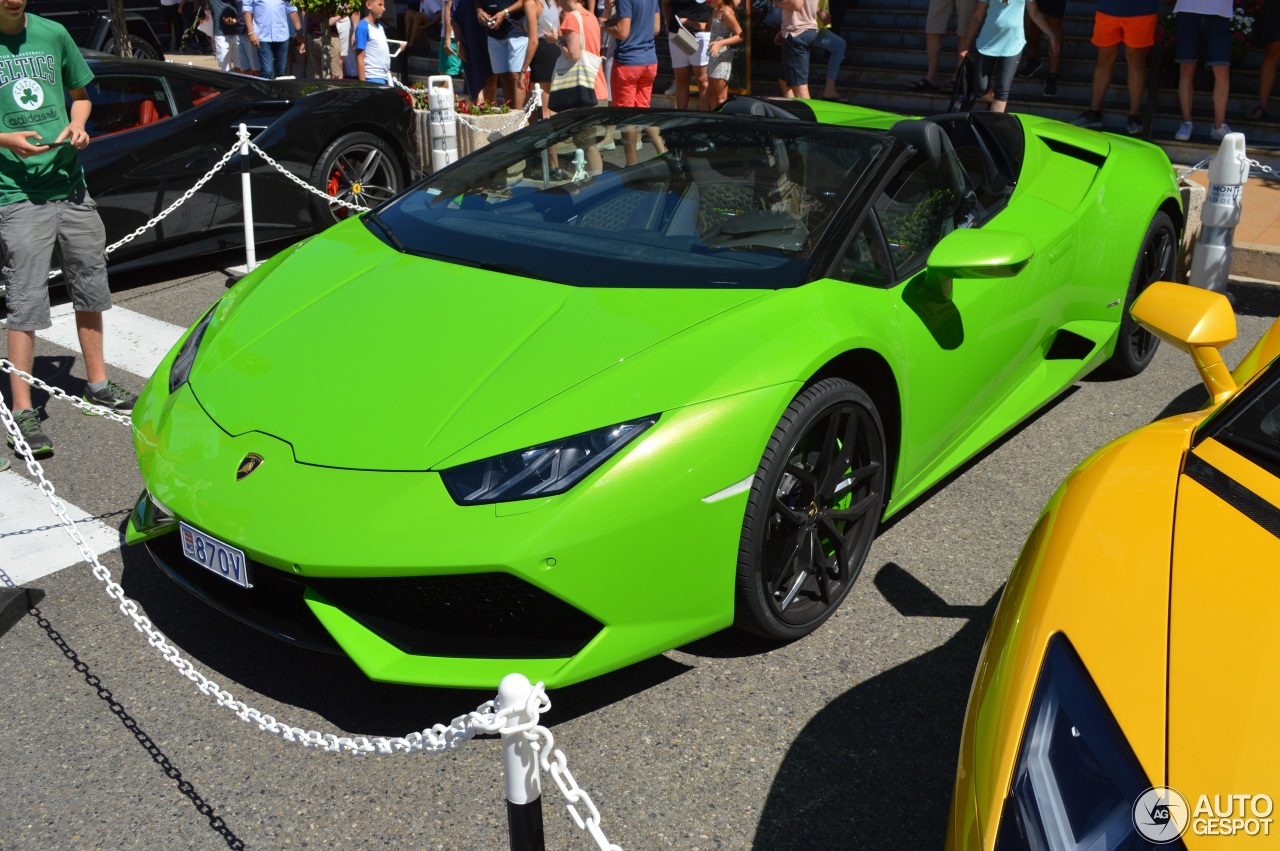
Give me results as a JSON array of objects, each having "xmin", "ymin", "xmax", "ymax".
[
  {"xmin": 309, "ymin": 132, "xmax": 405, "ymax": 229},
  {"xmin": 103, "ymin": 35, "xmax": 163, "ymax": 61},
  {"xmin": 1101, "ymin": 211, "xmax": 1176, "ymax": 376},
  {"xmin": 735, "ymin": 379, "xmax": 887, "ymax": 640}
]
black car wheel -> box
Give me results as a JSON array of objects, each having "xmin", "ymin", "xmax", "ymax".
[
  {"xmin": 309, "ymin": 131, "xmax": 404, "ymax": 228},
  {"xmin": 1101, "ymin": 210, "xmax": 1176, "ymax": 377},
  {"xmin": 735, "ymin": 378, "xmax": 887, "ymax": 640},
  {"xmin": 103, "ymin": 35, "xmax": 162, "ymax": 61}
]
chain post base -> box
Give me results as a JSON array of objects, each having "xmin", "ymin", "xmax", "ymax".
[
  {"xmin": 507, "ymin": 797, "xmax": 546, "ymax": 851},
  {"xmin": 0, "ymin": 586, "xmax": 45, "ymax": 638}
]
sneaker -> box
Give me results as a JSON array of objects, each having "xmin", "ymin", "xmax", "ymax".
[
  {"xmin": 1126, "ymin": 115, "xmax": 1143, "ymax": 136},
  {"xmin": 1210, "ymin": 122, "xmax": 1233, "ymax": 141},
  {"xmin": 1043, "ymin": 74, "xmax": 1057, "ymax": 98},
  {"xmin": 1175, "ymin": 121, "xmax": 1194, "ymax": 141},
  {"xmin": 1072, "ymin": 109, "xmax": 1104, "ymax": 129},
  {"xmin": 1017, "ymin": 57, "xmax": 1043, "ymax": 79},
  {"xmin": 7, "ymin": 408, "xmax": 52, "ymax": 457},
  {"xmin": 83, "ymin": 380, "xmax": 138, "ymax": 412}
]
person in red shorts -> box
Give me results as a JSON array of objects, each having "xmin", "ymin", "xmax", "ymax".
[
  {"xmin": 603, "ymin": 0, "xmax": 661, "ymax": 164},
  {"xmin": 1071, "ymin": 0, "xmax": 1158, "ymax": 136}
]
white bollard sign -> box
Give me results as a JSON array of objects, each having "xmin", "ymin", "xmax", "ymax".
[
  {"xmin": 427, "ymin": 75, "xmax": 458, "ymax": 173},
  {"xmin": 1190, "ymin": 131, "xmax": 1248, "ymax": 294}
]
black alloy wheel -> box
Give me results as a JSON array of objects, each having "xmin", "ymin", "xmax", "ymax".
[
  {"xmin": 735, "ymin": 378, "xmax": 888, "ymax": 641},
  {"xmin": 104, "ymin": 35, "xmax": 162, "ymax": 61},
  {"xmin": 1102, "ymin": 210, "xmax": 1177, "ymax": 376},
  {"xmin": 309, "ymin": 131, "xmax": 404, "ymax": 229}
]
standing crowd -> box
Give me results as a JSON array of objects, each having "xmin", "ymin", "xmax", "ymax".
[
  {"xmin": 185, "ymin": 0, "xmax": 859, "ymax": 111},
  {"xmin": 919, "ymin": 0, "xmax": 1280, "ymax": 141}
]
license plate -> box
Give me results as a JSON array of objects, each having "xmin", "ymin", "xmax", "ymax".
[{"xmin": 180, "ymin": 522, "xmax": 251, "ymax": 589}]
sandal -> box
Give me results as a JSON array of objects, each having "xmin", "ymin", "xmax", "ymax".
[
  {"xmin": 910, "ymin": 78, "xmax": 939, "ymax": 92},
  {"xmin": 1248, "ymin": 105, "xmax": 1269, "ymax": 121}
]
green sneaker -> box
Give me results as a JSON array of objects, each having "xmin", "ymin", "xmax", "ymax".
[
  {"xmin": 7, "ymin": 408, "xmax": 52, "ymax": 457},
  {"xmin": 83, "ymin": 380, "xmax": 138, "ymax": 413}
]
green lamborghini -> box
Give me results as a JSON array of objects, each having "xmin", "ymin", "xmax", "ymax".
[{"xmin": 127, "ymin": 100, "xmax": 1183, "ymax": 689}]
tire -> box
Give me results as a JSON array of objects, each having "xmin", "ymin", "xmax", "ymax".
[
  {"xmin": 1101, "ymin": 211, "xmax": 1176, "ymax": 377},
  {"xmin": 735, "ymin": 378, "xmax": 888, "ymax": 641},
  {"xmin": 309, "ymin": 132, "xmax": 405, "ymax": 230},
  {"xmin": 103, "ymin": 35, "xmax": 163, "ymax": 61}
]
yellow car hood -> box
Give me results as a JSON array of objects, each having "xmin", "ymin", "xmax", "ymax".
[{"xmin": 1167, "ymin": 436, "xmax": 1280, "ymax": 812}]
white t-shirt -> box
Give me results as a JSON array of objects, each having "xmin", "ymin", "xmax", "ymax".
[
  {"xmin": 1173, "ymin": 0, "xmax": 1232, "ymax": 16},
  {"xmin": 355, "ymin": 17, "xmax": 390, "ymax": 82}
]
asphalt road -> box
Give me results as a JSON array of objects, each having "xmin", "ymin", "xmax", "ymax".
[{"xmin": 1, "ymin": 260, "xmax": 1277, "ymax": 851}]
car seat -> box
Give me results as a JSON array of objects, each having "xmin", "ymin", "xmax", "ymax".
[{"xmin": 139, "ymin": 99, "xmax": 161, "ymax": 126}]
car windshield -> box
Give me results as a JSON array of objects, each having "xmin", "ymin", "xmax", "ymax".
[{"xmin": 369, "ymin": 110, "xmax": 891, "ymax": 289}]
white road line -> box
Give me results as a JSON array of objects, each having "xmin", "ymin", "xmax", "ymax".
[
  {"xmin": 38, "ymin": 304, "xmax": 184, "ymax": 379},
  {"xmin": 0, "ymin": 472, "xmax": 123, "ymax": 585}
]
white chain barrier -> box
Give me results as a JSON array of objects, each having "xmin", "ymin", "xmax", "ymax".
[
  {"xmin": 395, "ymin": 77, "xmax": 542, "ymax": 135},
  {"xmin": 0, "ymin": 382, "xmax": 619, "ymax": 848}
]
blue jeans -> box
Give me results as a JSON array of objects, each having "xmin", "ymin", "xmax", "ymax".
[
  {"xmin": 813, "ymin": 28, "xmax": 845, "ymax": 83},
  {"xmin": 257, "ymin": 40, "xmax": 289, "ymax": 79},
  {"xmin": 781, "ymin": 28, "xmax": 818, "ymax": 87}
]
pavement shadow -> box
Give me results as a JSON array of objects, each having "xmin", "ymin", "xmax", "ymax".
[
  {"xmin": 752, "ymin": 563, "xmax": 1001, "ymax": 850},
  {"xmin": 115, "ymin": 543, "xmax": 692, "ymax": 735}
]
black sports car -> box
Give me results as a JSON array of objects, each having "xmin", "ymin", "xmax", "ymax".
[{"xmin": 75, "ymin": 55, "xmax": 419, "ymax": 271}]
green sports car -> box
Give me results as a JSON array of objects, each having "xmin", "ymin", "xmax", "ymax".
[{"xmin": 126, "ymin": 99, "xmax": 1183, "ymax": 689}]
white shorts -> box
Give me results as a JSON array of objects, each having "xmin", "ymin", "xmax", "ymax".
[
  {"xmin": 669, "ymin": 30, "xmax": 710, "ymax": 68},
  {"xmin": 488, "ymin": 34, "xmax": 529, "ymax": 74}
]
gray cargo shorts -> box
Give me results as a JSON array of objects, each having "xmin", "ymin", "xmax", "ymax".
[{"xmin": 1, "ymin": 188, "xmax": 110, "ymax": 332}]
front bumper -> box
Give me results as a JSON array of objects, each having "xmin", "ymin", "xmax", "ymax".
[{"xmin": 128, "ymin": 379, "xmax": 795, "ymax": 689}]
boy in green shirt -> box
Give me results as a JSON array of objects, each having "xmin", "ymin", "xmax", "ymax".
[{"xmin": 0, "ymin": 0, "xmax": 136, "ymax": 459}]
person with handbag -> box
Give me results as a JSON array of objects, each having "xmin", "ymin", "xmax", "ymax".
[
  {"xmin": 662, "ymin": 0, "xmax": 711, "ymax": 109},
  {"xmin": 551, "ymin": 0, "xmax": 607, "ymax": 174}
]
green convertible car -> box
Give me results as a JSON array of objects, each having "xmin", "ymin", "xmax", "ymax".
[{"xmin": 127, "ymin": 99, "xmax": 1183, "ymax": 689}]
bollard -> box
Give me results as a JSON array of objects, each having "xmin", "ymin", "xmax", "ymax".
[
  {"xmin": 498, "ymin": 673, "xmax": 545, "ymax": 851},
  {"xmin": 1190, "ymin": 131, "xmax": 1248, "ymax": 295},
  {"xmin": 239, "ymin": 123, "xmax": 259, "ymax": 273},
  {"xmin": 427, "ymin": 75, "xmax": 458, "ymax": 173}
]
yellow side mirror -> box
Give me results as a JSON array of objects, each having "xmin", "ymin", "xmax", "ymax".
[{"xmin": 1131, "ymin": 281, "xmax": 1238, "ymax": 404}]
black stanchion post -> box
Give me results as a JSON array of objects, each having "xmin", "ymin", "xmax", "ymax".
[
  {"xmin": 499, "ymin": 673, "xmax": 546, "ymax": 851},
  {"xmin": 0, "ymin": 586, "xmax": 45, "ymax": 638}
]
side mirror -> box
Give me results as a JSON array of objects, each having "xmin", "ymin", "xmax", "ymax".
[
  {"xmin": 925, "ymin": 229, "xmax": 1034, "ymax": 299},
  {"xmin": 1131, "ymin": 281, "xmax": 1238, "ymax": 404}
]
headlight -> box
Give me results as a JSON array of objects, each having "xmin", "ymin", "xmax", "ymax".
[
  {"xmin": 169, "ymin": 306, "xmax": 217, "ymax": 394},
  {"xmin": 439, "ymin": 416, "xmax": 659, "ymax": 505},
  {"xmin": 995, "ymin": 634, "xmax": 1169, "ymax": 850}
]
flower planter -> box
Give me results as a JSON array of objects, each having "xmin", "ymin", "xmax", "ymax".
[{"xmin": 412, "ymin": 109, "xmax": 529, "ymax": 174}]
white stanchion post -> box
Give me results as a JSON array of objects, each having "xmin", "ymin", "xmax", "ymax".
[
  {"xmin": 498, "ymin": 673, "xmax": 545, "ymax": 851},
  {"xmin": 1190, "ymin": 131, "xmax": 1248, "ymax": 295},
  {"xmin": 427, "ymin": 75, "xmax": 458, "ymax": 172},
  {"xmin": 239, "ymin": 123, "xmax": 258, "ymax": 273}
]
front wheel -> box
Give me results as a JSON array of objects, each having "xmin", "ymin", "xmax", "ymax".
[
  {"xmin": 1101, "ymin": 210, "xmax": 1176, "ymax": 376},
  {"xmin": 309, "ymin": 132, "xmax": 405, "ymax": 229},
  {"xmin": 735, "ymin": 378, "xmax": 888, "ymax": 641}
]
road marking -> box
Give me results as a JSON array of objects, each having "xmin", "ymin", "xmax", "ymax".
[
  {"xmin": 38, "ymin": 304, "xmax": 184, "ymax": 379},
  {"xmin": 0, "ymin": 472, "xmax": 123, "ymax": 585}
]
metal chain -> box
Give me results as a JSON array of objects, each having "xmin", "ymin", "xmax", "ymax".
[
  {"xmin": 1244, "ymin": 156, "xmax": 1280, "ymax": 179},
  {"xmin": 394, "ymin": 78, "xmax": 540, "ymax": 135},
  {"xmin": 244, "ymin": 140, "xmax": 370, "ymax": 212},
  {"xmin": 104, "ymin": 143, "xmax": 242, "ymax": 256},
  {"xmin": 0, "ymin": 359, "xmax": 132, "ymax": 426},
  {"xmin": 1176, "ymin": 157, "xmax": 1211, "ymax": 180}
]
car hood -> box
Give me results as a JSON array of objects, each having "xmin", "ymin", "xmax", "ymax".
[
  {"xmin": 1165, "ymin": 437, "xmax": 1280, "ymax": 801},
  {"xmin": 191, "ymin": 222, "xmax": 767, "ymax": 470}
]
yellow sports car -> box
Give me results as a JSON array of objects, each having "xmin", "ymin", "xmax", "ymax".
[{"xmin": 948, "ymin": 282, "xmax": 1280, "ymax": 850}]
